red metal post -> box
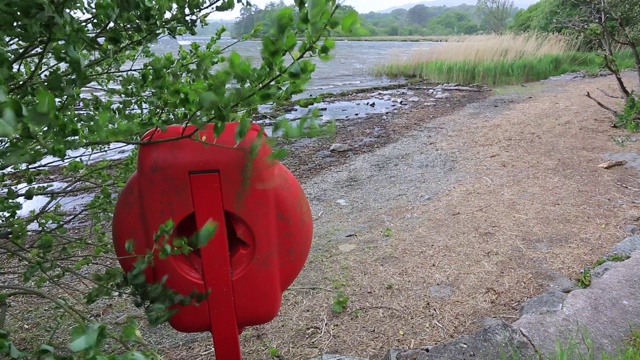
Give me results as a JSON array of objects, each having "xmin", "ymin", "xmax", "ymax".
[{"xmin": 189, "ymin": 171, "xmax": 242, "ymax": 360}]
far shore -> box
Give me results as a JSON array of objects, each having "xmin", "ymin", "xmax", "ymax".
[{"xmin": 318, "ymin": 35, "xmax": 449, "ymax": 42}]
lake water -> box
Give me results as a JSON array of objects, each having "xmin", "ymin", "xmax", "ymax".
[
  {"xmin": 8, "ymin": 39, "xmax": 437, "ymax": 218},
  {"xmin": 154, "ymin": 37, "xmax": 437, "ymax": 96}
]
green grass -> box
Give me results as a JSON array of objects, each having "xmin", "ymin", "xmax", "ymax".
[
  {"xmin": 577, "ymin": 253, "xmax": 631, "ymax": 288},
  {"xmin": 550, "ymin": 330, "xmax": 640, "ymax": 360},
  {"xmin": 374, "ymin": 50, "xmax": 638, "ymax": 86}
]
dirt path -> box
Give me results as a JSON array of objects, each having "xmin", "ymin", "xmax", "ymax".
[{"xmin": 157, "ymin": 74, "xmax": 640, "ymax": 359}]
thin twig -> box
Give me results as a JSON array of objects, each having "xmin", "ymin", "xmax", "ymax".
[
  {"xmin": 598, "ymin": 88, "xmax": 623, "ymax": 99},
  {"xmin": 585, "ymin": 92, "xmax": 619, "ymax": 117},
  {"xmin": 354, "ymin": 305, "xmax": 402, "ymax": 313},
  {"xmin": 0, "ymin": 299, "xmax": 7, "ymax": 330},
  {"xmin": 288, "ymin": 286, "xmax": 335, "ymax": 292}
]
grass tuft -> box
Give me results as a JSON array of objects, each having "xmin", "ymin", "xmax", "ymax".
[{"xmin": 551, "ymin": 330, "xmax": 640, "ymax": 360}]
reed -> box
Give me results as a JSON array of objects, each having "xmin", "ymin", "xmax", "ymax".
[{"xmin": 374, "ymin": 33, "xmax": 635, "ymax": 85}]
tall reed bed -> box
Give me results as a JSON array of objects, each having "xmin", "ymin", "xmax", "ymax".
[{"xmin": 375, "ymin": 34, "xmax": 632, "ymax": 86}]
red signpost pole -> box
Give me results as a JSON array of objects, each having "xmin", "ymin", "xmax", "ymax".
[{"xmin": 190, "ymin": 171, "xmax": 243, "ymax": 360}]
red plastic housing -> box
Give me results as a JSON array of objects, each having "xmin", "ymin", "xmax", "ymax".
[{"xmin": 112, "ymin": 123, "xmax": 313, "ymax": 333}]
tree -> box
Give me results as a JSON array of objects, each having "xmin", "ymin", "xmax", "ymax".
[
  {"xmin": 565, "ymin": 0, "xmax": 640, "ymax": 130},
  {"xmin": 509, "ymin": 0, "xmax": 572, "ymax": 33},
  {"xmin": 232, "ymin": 4, "xmax": 264, "ymax": 38},
  {"xmin": 428, "ymin": 11, "xmax": 479, "ymax": 35},
  {"xmin": 0, "ymin": 0, "xmax": 354, "ymax": 358},
  {"xmin": 476, "ymin": 0, "xmax": 515, "ymax": 33},
  {"xmin": 406, "ymin": 5, "xmax": 434, "ymax": 25}
]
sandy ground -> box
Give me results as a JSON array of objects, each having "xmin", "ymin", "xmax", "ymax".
[
  {"xmin": 217, "ymin": 73, "xmax": 638, "ymax": 359},
  {"xmin": 5, "ymin": 73, "xmax": 639, "ymax": 360}
]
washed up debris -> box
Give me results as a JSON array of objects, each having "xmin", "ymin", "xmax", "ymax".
[{"xmin": 598, "ymin": 160, "xmax": 627, "ymax": 169}]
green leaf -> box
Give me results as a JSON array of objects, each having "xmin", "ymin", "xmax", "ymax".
[
  {"xmin": 38, "ymin": 344, "xmax": 55, "ymax": 353},
  {"xmin": 331, "ymin": 291, "xmax": 349, "ymax": 313},
  {"xmin": 22, "ymin": 187, "xmax": 35, "ymax": 201},
  {"xmin": 0, "ymin": 107, "xmax": 16, "ymax": 137},
  {"xmin": 117, "ymin": 352, "xmax": 148, "ymax": 360},
  {"xmin": 195, "ymin": 220, "xmax": 217, "ymax": 248},
  {"xmin": 199, "ymin": 92, "xmax": 217, "ymax": 110},
  {"xmin": 69, "ymin": 323, "xmax": 101, "ymax": 353},
  {"xmin": 35, "ymin": 89, "xmax": 56, "ymax": 114},
  {"xmin": 120, "ymin": 321, "xmax": 141, "ymax": 341},
  {"xmin": 9, "ymin": 343, "xmax": 24, "ymax": 359},
  {"xmin": 236, "ymin": 117, "xmax": 251, "ymax": 143},
  {"xmin": 125, "ymin": 240, "xmax": 135, "ymax": 254},
  {"xmin": 267, "ymin": 148, "xmax": 288, "ymax": 161},
  {"xmin": 287, "ymin": 61, "xmax": 302, "ymax": 79},
  {"xmin": 341, "ymin": 10, "xmax": 359, "ymax": 33}
]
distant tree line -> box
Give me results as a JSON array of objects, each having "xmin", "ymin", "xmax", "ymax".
[{"xmin": 225, "ymin": 1, "xmax": 531, "ymax": 39}]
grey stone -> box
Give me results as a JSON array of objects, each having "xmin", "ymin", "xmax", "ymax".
[
  {"xmin": 480, "ymin": 317, "xmax": 503, "ymax": 327},
  {"xmin": 435, "ymin": 93, "xmax": 451, "ymax": 99},
  {"xmin": 624, "ymin": 224, "xmax": 639, "ymax": 235},
  {"xmin": 428, "ymin": 285, "xmax": 455, "ymax": 299},
  {"xmin": 591, "ymin": 261, "xmax": 615, "ymax": 280},
  {"xmin": 386, "ymin": 321, "xmax": 536, "ymax": 360},
  {"xmin": 316, "ymin": 150, "xmax": 333, "ymax": 158},
  {"xmin": 604, "ymin": 152, "xmax": 640, "ymax": 172},
  {"xmin": 330, "ymin": 143, "xmax": 351, "ymax": 152},
  {"xmin": 114, "ymin": 315, "xmax": 128, "ymax": 325},
  {"xmin": 408, "ymin": 97, "xmax": 420, "ymax": 102},
  {"xmin": 513, "ymin": 253, "xmax": 640, "ymax": 357},
  {"xmin": 546, "ymin": 272, "xmax": 579, "ymax": 293},
  {"xmin": 396, "ymin": 348, "xmax": 429, "ymax": 360},
  {"xmin": 612, "ymin": 236, "xmax": 640, "ymax": 256},
  {"xmin": 336, "ymin": 199, "xmax": 349, "ymax": 206},
  {"xmin": 518, "ymin": 290, "xmax": 566, "ymax": 317},
  {"xmin": 424, "ymin": 102, "xmax": 437, "ymax": 107}
]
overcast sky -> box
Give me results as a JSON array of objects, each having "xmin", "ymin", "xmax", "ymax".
[
  {"xmin": 208, "ymin": 0, "xmax": 539, "ymax": 20},
  {"xmin": 208, "ymin": 0, "xmax": 425, "ymax": 20}
]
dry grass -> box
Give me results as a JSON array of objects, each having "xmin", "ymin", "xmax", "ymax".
[
  {"xmin": 410, "ymin": 33, "xmax": 576, "ymax": 63},
  {"xmin": 376, "ymin": 33, "xmax": 604, "ymax": 85}
]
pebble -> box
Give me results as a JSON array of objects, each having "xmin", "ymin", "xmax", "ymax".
[
  {"xmin": 428, "ymin": 284, "xmax": 455, "ymax": 299},
  {"xmin": 624, "ymin": 224, "xmax": 639, "ymax": 235},
  {"xmin": 338, "ymin": 244, "xmax": 357, "ymax": 253},
  {"xmin": 330, "ymin": 143, "xmax": 350, "ymax": 152}
]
